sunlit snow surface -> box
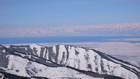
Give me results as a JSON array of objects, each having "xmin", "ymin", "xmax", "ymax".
[
  {"xmin": 2, "ymin": 42, "xmax": 140, "ymax": 79},
  {"xmin": 6, "ymin": 55, "xmax": 97, "ymax": 79},
  {"xmin": 4, "ymin": 42, "xmax": 140, "ymax": 64},
  {"xmin": 38, "ymin": 42, "xmax": 140, "ymax": 66}
]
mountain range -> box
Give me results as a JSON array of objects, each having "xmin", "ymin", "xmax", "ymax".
[{"xmin": 0, "ymin": 44, "xmax": 140, "ymax": 79}]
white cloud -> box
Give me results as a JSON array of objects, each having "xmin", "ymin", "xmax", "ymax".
[
  {"xmin": 0, "ymin": 22, "xmax": 140, "ymax": 37},
  {"xmin": 108, "ymin": 38, "xmax": 140, "ymax": 42}
]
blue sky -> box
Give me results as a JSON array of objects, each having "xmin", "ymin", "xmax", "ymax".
[{"xmin": 0, "ymin": 0, "xmax": 140, "ymax": 37}]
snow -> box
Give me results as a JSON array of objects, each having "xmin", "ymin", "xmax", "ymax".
[
  {"xmin": 2, "ymin": 49, "xmax": 5, "ymax": 53},
  {"xmin": 113, "ymin": 66, "xmax": 138, "ymax": 79},
  {"xmin": 0, "ymin": 72, "xmax": 5, "ymax": 79},
  {"xmin": 67, "ymin": 46, "xmax": 76, "ymax": 67},
  {"xmin": 127, "ymin": 60, "xmax": 140, "ymax": 68},
  {"xmin": 75, "ymin": 47, "xmax": 87, "ymax": 70},
  {"xmin": 58, "ymin": 45, "xmax": 67, "ymax": 65},
  {"xmin": 51, "ymin": 46, "xmax": 56, "ymax": 62},
  {"xmin": 87, "ymin": 50, "xmax": 97, "ymax": 72},
  {"xmin": 58, "ymin": 45, "xmax": 139, "ymax": 79},
  {"xmin": 108, "ymin": 55, "xmax": 140, "ymax": 72},
  {"xmin": 29, "ymin": 44, "xmax": 41, "ymax": 56},
  {"xmin": 40, "ymin": 42, "xmax": 140, "ymax": 64},
  {"xmin": 6, "ymin": 54, "xmax": 104, "ymax": 79},
  {"xmin": 36, "ymin": 66, "xmax": 103, "ymax": 79},
  {"xmin": 7, "ymin": 55, "xmax": 30, "ymax": 77},
  {"xmin": 3, "ymin": 42, "xmax": 140, "ymax": 63},
  {"xmin": 46, "ymin": 49, "xmax": 49, "ymax": 60},
  {"xmin": 1, "ymin": 43, "xmax": 140, "ymax": 79},
  {"xmin": 43, "ymin": 48, "xmax": 46, "ymax": 58}
]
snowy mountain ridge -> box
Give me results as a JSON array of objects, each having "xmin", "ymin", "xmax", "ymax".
[{"xmin": 0, "ymin": 44, "xmax": 140, "ymax": 79}]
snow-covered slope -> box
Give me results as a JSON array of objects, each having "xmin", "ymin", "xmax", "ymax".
[{"xmin": 0, "ymin": 44, "xmax": 139, "ymax": 79}]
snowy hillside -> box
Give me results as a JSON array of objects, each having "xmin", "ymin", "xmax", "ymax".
[{"xmin": 0, "ymin": 44, "xmax": 140, "ymax": 79}]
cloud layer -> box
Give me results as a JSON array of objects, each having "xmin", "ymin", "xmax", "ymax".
[{"xmin": 0, "ymin": 22, "xmax": 140, "ymax": 37}]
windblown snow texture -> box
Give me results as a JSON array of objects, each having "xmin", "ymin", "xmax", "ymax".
[{"xmin": 0, "ymin": 44, "xmax": 139, "ymax": 79}]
